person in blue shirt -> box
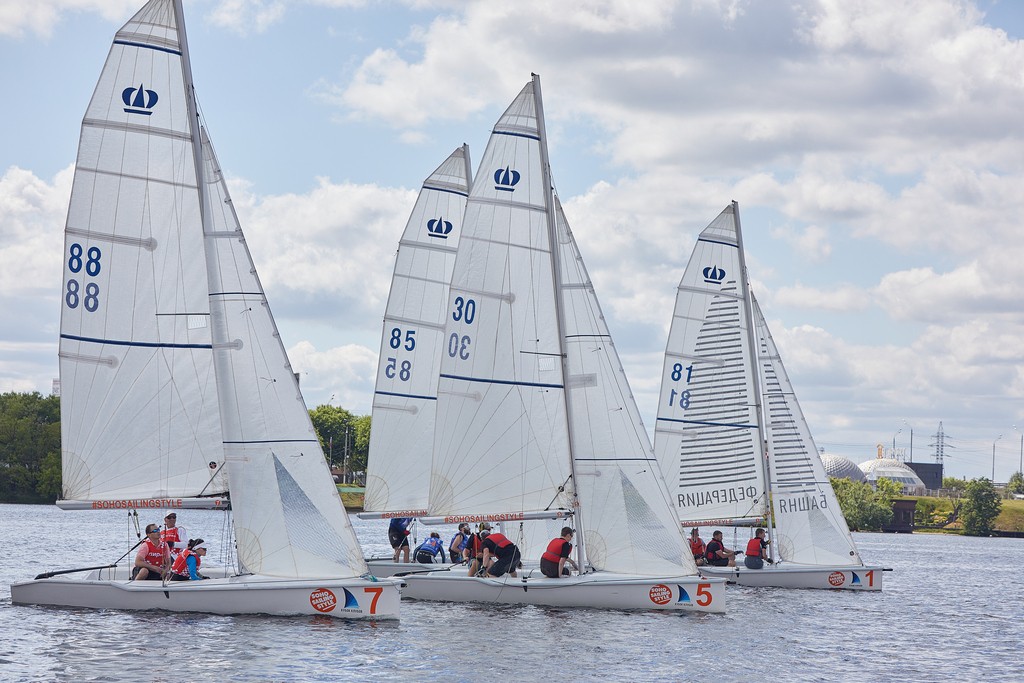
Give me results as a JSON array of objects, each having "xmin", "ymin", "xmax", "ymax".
[
  {"xmin": 414, "ymin": 532, "xmax": 446, "ymax": 564},
  {"xmin": 169, "ymin": 539, "xmax": 208, "ymax": 581},
  {"xmin": 449, "ymin": 523, "xmax": 471, "ymax": 563},
  {"xmin": 388, "ymin": 517, "xmax": 412, "ymax": 563}
]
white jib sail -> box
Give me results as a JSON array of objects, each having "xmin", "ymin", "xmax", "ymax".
[
  {"xmin": 364, "ymin": 145, "xmax": 472, "ymax": 515},
  {"xmin": 58, "ymin": 0, "xmax": 227, "ymax": 504},
  {"xmin": 752, "ymin": 294, "xmax": 863, "ymax": 566},
  {"xmin": 199, "ymin": 127, "xmax": 368, "ymax": 579},
  {"xmin": 653, "ymin": 203, "xmax": 768, "ymax": 526},
  {"xmin": 553, "ymin": 198, "xmax": 696, "ymax": 576}
]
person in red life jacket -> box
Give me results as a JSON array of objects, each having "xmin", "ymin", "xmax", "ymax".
[
  {"xmin": 743, "ymin": 527, "xmax": 773, "ymax": 570},
  {"xmin": 465, "ymin": 523, "xmax": 489, "ymax": 576},
  {"xmin": 689, "ymin": 528, "xmax": 707, "ymax": 566},
  {"xmin": 132, "ymin": 523, "xmax": 170, "ymax": 580},
  {"xmin": 480, "ymin": 529, "xmax": 522, "ymax": 578},
  {"xmin": 449, "ymin": 523, "xmax": 471, "ymax": 563},
  {"xmin": 705, "ymin": 530, "xmax": 737, "ymax": 567},
  {"xmin": 160, "ymin": 510, "xmax": 187, "ymax": 558},
  {"xmin": 414, "ymin": 532, "xmax": 446, "ymax": 564},
  {"xmin": 170, "ymin": 538, "xmax": 209, "ymax": 581},
  {"xmin": 540, "ymin": 527, "xmax": 580, "ymax": 578}
]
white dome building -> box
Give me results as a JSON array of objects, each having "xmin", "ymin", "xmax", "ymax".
[
  {"xmin": 821, "ymin": 454, "xmax": 868, "ymax": 483},
  {"xmin": 858, "ymin": 458, "xmax": 926, "ymax": 494}
]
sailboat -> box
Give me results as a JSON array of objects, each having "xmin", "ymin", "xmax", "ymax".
[
  {"xmin": 398, "ymin": 75, "xmax": 726, "ymax": 612},
  {"xmin": 357, "ymin": 145, "xmax": 472, "ymax": 575},
  {"xmin": 653, "ymin": 202, "xmax": 886, "ymax": 590},
  {"xmin": 10, "ymin": 0, "xmax": 402, "ymax": 618}
]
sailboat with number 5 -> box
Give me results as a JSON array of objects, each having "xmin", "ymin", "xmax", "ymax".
[
  {"xmin": 653, "ymin": 202, "xmax": 888, "ymax": 590},
  {"xmin": 10, "ymin": 0, "xmax": 402, "ymax": 619}
]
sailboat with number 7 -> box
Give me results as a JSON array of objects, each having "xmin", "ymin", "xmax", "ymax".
[
  {"xmin": 10, "ymin": 0, "xmax": 402, "ymax": 618},
  {"xmin": 653, "ymin": 202, "xmax": 888, "ymax": 590}
]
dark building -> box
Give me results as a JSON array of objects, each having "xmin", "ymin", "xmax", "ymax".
[
  {"xmin": 907, "ymin": 462, "xmax": 943, "ymax": 491},
  {"xmin": 883, "ymin": 499, "xmax": 917, "ymax": 533}
]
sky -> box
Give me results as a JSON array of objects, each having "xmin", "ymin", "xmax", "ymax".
[{"xmin": 2, "ymin": 0, "xmax": 1023, "ymax": 481}]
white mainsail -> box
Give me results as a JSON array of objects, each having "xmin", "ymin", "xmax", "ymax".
[
  {"xmin": 363, "ymin": 145, "xmax": 472, "ymax": 516},
  {"xmin": 57, "ymin": 0, "xmax": 226, "ymax": 508},
  {"xmin": 428, "ymin": 76, "xmax": 694, "ymax": 577},
  {"xmin": 653, "ymin": 203, "xmax": 767, "ymax": 526},
  {"xmin": 752, "ymin": 294, "xmax": 862, "ymax": 566}
]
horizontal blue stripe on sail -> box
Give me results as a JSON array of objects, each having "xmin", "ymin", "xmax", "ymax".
[
  {"xmin": 697, "ymin": 236, "xmax": 738, "ymax": 249},
  {"xmin": 60, "ymin": 333, "xmax": 211, "ymax": 350},
  {"xmin": 113, "ymin": 39, "xmax": 182, "ymax": 56},
  {"xmin": 422, "ymin": 185, "xmax": 469, "ymax": 198},
  {"xmin": 493, "ymin": 130, "xmax": 541, "ymax": 142},
  {"xmin": 209, "ymin": 291, "xmax": 264, "ymax": 297},
  {"xmin": 375, "ymin": 390, "xmax": 438, "ymax": 401},
  {"xmin": 656, "ymin": 417, "xmax": 758, "ymax": 429},
  {"xmin": 440, "ymin": 373, "xmax": 563, "ymax": 390}
]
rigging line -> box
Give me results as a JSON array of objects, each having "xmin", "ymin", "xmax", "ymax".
[{"xmin": 542, "ymin": 475, "xmax": 573, "ymax": 511}]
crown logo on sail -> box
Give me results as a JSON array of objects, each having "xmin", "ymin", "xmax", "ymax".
[
  {"xmin": 493, "ymin": 166, "xmax": 521, "ymax": 192},
  {"xmin": 426, "ymin": 216, "xmax": 453, "ymax": 239},
  {"xmin": 703, "ymin": 265, "xmax": 726, "ymax": 284},
  {"xmin": 122, "ymin": 84, "xmax": 159, "ymax": 115}
]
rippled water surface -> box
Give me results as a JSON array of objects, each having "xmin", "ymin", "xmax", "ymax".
[{"xmin": 1, "ymin": 504, "xmax": 1021, "ymax": 681}]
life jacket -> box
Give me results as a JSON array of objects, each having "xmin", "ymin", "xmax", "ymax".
[
  {"xmin": 161, "ymin": 526, "xmax": 184, "ymax": 554},
  {"xmin": 450, "ymin": 532, "xmax": 469, "ymax": 552},
  {"xmin": 419, "ymin": 537, "xmax": 443, "ymax": 556},
  {"xmin": 140, "ymin": 539, "xmax": 166, "ymax": 567},
  {"xmin": 541, "ymin": 538, "xmax": 571, "ymax": 564},
  {"xmin": 705, "ymin": 540, "xmax": 722, "ymax": 563},
  {"xmin": 468, "ymin": 534, "xmax": 483, "ymax": 558},
  {"xmin": 689, "ymin": 537, "xmax": 706, "ymax": 557},
  {"xmin": 171, "ymin": 548, "xmax": 200, "ymax": 577},
  {"xmin": 484, "ymin": 532, "xmax": 513, "ymax": 550},
  {"xmin": 746, "ymin": 537, "xmax": 764, "ymax": 558}
]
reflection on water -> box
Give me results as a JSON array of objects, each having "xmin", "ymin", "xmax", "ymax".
[{"xmin": 1, "ymin": 504, "xmax": 1022, "ymax": 681}]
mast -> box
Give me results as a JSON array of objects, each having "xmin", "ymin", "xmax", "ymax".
[
  {"xmin": 732, "ymin": 201, "xmax": 774, "ymax": 555},
  {"xmin": 533, "ymin": 73, "xmax": 588, "ymax": 571},
  {"xmin": 462, "ymin": 142, "xmax": 473, "ymax": 190}
]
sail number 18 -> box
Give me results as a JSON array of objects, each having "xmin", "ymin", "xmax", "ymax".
[{"xmin": 667, "ymin": 362, "xmax": 692, "ymax": 409}]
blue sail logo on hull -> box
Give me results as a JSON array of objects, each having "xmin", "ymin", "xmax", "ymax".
[
  {"xmin": 342, "ymin": 587, "xmax": 359, "ymax": 609},
  {"xmin": 122, "ymin": 83, "xmax": 158, "ymax": 115}
]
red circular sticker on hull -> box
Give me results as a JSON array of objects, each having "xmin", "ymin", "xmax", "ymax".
[
  {"xmin": 649, "ymin": 583, "xmax": 672, "ymax": 605},
  {"xmin": 310, "ymin": 588, "xmax": 338, "ymax": 613},
  {"xmin": 828, "ymin": 571, "xmax": 846, "ymax": 587}
]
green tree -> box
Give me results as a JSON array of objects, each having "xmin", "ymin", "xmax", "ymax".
[
  {"xmin": 1007, "ymin": 471, "xmax": 1024, "ymax": 495},
  {"xmin": 943, "ymin": 476, "xmax": 968, "ymax": 492},
  {"xmin": 961, "ymin": 478, "xmax": 1001, "ymax": 536},
  {"xmin": 0, "ymin": 391, "xmax": 62, "ymax": 503},
  {"xmin": 830, "ymin": 477, "xmax": 893, "ymax": 531},
  {"xmin": 307, "ymin": 404, "xmax": 371, "ymax": 482}
]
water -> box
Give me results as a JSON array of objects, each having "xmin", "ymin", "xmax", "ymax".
[{"xmin": 1, "ymin": 504, "xmax": 1021, "ymax": 682}]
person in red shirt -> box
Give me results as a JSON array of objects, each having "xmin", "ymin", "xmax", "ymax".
[
  {"xmin": 160, "ymin": 510, "xmax": 187, "ymax": 558},
  {"xmin": 132, "ymin": 523, "xmax": 170, "ymax": 580},
  {"xmin": 743, "ymin": 527, "xmax": 773, "ymax": 569},
  {"xmin": 540, "ymin": 527, "xmax": 579, "ymax": 578},
  {"xmin": 688, "ymin": 528, "xmax": 707, "ymax": 566},
  {"xmin": 480, "ymin": 529, "xmax": 521, "ymax": 578}
]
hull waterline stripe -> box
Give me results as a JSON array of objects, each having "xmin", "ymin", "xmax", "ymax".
[
  {"xmin": 440, "ymin": 373, "xmax": 563, "ymax": 390},
  {"xmin": 375, "ymin": 390, "xmax": 438, "ymax": 401},
  {"xmin": 113, "ymin": 39, "xmax": 182, "ymax": 56},
  {"xmin": 60, "ymin": 333, "xmax": 212, "ymax": 350}
]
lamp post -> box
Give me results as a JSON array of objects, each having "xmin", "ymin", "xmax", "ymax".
[
  {"xmin": 992, "ymin": 434, "xmax": 1003, "ymax": 482},
  {"xmin": 1014, "ymin": 426, "xmax": 1023, "ymax": 476}
]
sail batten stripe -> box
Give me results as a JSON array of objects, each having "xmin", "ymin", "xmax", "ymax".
[
  {"xmin": 223, "ymin": 439, "xmax": 318, "ymax": 444},
  {"xmin": 375, "ymin": 390, "xmax": 438, "ymax": 401},
  {"xmin": 113, "ymin": 38, "xmax": 182, "ymax": 55},
  {"xmin": 697, "ymin": 236, "xmax": 738, "ymax": 248},
  {"xmin": 209, "ymin": 291, "xmax": 264, "ymax": 296},
  {"xmin": 493, "ymin": 129, "xmax": 541, "ymax": 141},
  {"xmin": 60, "ymin": 333, "xmax": 212, "ymax": 349},
  {"xmin": 440, "ymin": 373, "xmax": 563, "ymax": 389},
  {"xmin": 422, "ymin": 184, "xmax": 469, "ymax": 197},
  {"xmin": 656, "ymin": 416, "xmax": 758, "ymax": 429}
]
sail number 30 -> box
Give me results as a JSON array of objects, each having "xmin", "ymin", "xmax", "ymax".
[{"xmin": 447, "ymin": 296, "xmax": 475, "ymax": 361}]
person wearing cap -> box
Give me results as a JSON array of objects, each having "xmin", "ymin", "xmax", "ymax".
[
  {"xmin": 388, "ymin": 517, "xmax": 413, "ymax": 563},
  {"xmin": 465, "ymin": 523, "xmax": 490, "ymax": 576},
  {"xmin": 169, "ymin": 538, "xmax": 209, "ymax": 581},
  {"xmin": 160, "ymin": 510, "xmax": 188, "ymax": 558},
  {"xmin": 480, "ymin": 527, "xmax": 521, "ymax": 578},
  {"xmin": 540, "ymin": 527, "xmax": 579, "ymax": 578},
  {"xmin": 132, "ymin": 523, "xmax": 170, "ymax": 581},
  {"xmin": 688, "ymin": 528, "xmax": 707, "ymax": 566}
]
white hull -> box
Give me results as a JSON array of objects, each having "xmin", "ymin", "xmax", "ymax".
[
  {"xmin": 11, "ymin": 570, "xmax": 402, "ymax": 619},
  {"xmin": 366, "ymin": 557, "xmax": 452, "ymax": 578},
  {"xmin": 700, "ymin": 564, "xmax": 885, "ymax": 591},
  {"xmin": 401, "ymin": 568, "xmax": 726, "ymax": 613}
]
